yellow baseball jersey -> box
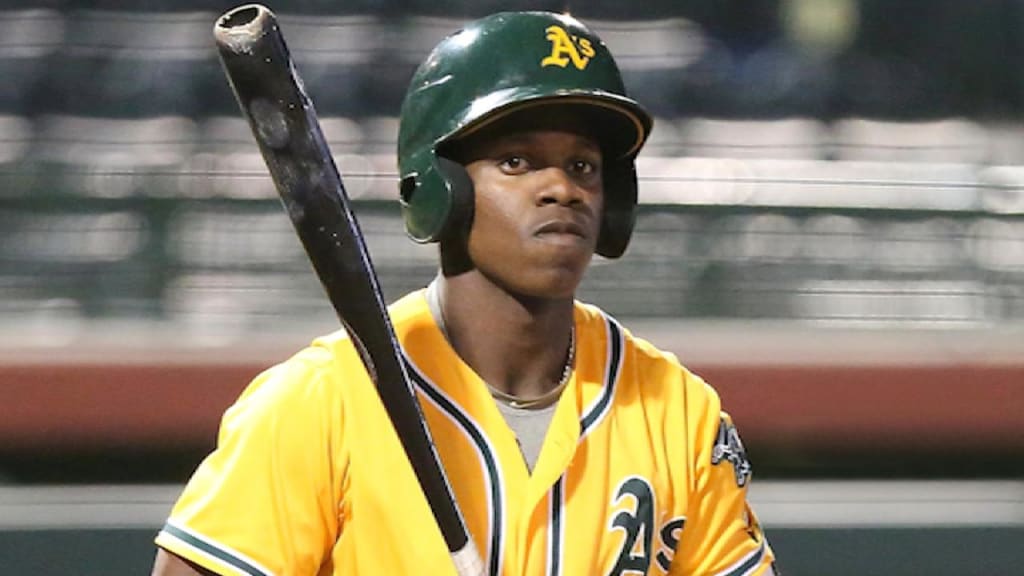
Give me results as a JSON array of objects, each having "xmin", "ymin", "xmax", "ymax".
[{"xmin": 156, "ymin": 290, "xmax": 776, "ymax": 575}]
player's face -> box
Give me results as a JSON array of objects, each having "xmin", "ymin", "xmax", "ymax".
[{"xmin": 460, "ymin": 128, "xmax": 604, "ymax": 299}]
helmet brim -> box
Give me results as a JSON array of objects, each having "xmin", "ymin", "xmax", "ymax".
[{"xmin": 445, "ymin": 88, "xmax": 652, "ymax": 160}]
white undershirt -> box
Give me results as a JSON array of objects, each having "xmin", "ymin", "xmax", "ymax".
[
  {"xmin": 493, "ymin": 401, "xmax": 556, "ymax": 472},
  {"xmin": 425, "ymin": 279, "xmax": 557, "ymax": 471}
]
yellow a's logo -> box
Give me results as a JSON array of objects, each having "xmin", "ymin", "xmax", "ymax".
[{"xmin": 540, "ymin": 25, "xmax": 596, "ymax": 70}]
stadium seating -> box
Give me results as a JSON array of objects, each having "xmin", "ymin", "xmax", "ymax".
[{"xmin": 0, "ymin": 6, "xmax": 1021, "ymax": 329}]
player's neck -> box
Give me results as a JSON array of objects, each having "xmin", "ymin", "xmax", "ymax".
[{"xmin": 437, "ymin": 273, "xmax": 575, "ymax": 399}]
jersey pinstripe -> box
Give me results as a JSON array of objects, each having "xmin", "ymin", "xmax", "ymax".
[{"xmin": 156, "ymin": 289, "xmax": 776, "ymax": 575}]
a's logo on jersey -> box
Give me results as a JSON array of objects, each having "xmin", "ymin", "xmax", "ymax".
[
  {"xmin": 712, "ymin": 416, "xmax": 753, "ymax": 487},
  {"xmin": 541, "ymin": 25, "xmax": 596, "ymax": 70},
  {"xmin": 607, "ymin": 477, "xmax": 654, "ymax": 575},
  {"xmin": 606, "ymin": 477, "xmax": 687, "ymax": 575}
]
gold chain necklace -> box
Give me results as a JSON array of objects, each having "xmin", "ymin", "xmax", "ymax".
[
  {"xmin": 488, "ymin": 327, "xmax": 575, "ymax": 410},
  {"xmin": 427, "ymin": 280, "xmax": 574, "ymax": 410}
]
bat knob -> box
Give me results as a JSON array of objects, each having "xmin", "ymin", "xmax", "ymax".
[{"xmin": 214, "ymin": 4, "xmax": 277, "ymax": 54}]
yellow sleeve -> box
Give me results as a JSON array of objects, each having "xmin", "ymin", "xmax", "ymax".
[
  {"xmin": 671, "ymin": 377, "xmax": 777, "ymax": 576},
  {"xmin": 155, "ymin": 347, "xmax": 348, "ymax": 576}
]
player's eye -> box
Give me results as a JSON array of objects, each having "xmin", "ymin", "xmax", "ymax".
[
  {"xmin": 570, "ymin": 159, "xmax": 597, "ymax": 174},
  {"xmin": 499, "ymin": 155, "xmax": 529, "ymax": 173},
  {"xmin": 569, "ymin": 155, "xmax": 602, "ymax": 187}
]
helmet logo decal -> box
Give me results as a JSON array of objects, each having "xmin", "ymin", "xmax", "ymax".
[{"xmin": 540, "ymin": 25, "xmax": 596, "ymax": 70}]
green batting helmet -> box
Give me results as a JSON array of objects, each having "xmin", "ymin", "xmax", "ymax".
[{"xmin": 397, "ymin": 11, "xmax": 653, "ymax": 258}]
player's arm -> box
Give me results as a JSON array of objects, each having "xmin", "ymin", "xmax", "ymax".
[
  {"xmin": 152, "ymin": 353, "xmax": 347, "ymax": 575},
  {"xmin": 151, "ymin": 548, "xmax": 217, "ymax": 576},
  {"xmin": 670, "ymin": 376, "xmax": 778, "ymax": 575}
]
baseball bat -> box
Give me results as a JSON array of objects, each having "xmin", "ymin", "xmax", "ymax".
[{"xmin": 213, "ymin": 6, "xmax": 484, "ymax": 575}]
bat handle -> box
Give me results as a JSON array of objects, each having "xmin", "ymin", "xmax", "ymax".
[{"xmin": 451, "ymin": 538, "xmax": 486, "ymax": 576}]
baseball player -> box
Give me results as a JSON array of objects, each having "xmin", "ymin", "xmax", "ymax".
[{"xmin": 152, "ymin": 11, "xmax": 777, "ymax": 576}]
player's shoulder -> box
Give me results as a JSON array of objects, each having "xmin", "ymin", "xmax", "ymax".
[
  {"xmin": 303, "ymin": 289, "xmax": 429, "ymax": 354},
  {"xmin": 244, "ymin": 306, "xmax": 383, "ymax": 407},
  {"xmin": 239, "ymin": 338, "xmax": 347, "ymax": 406},
  {"xmin": 574, "ymin": 300, "xmax": 720, "ymax": 404},
  {"xmin": 215, "ymin": 340, "xmax": 348, "ymax": 436},
  {"xmin": 574, "ymin": 300, "xmax": 682, "ymax": 370},
  {"xmin": 283, "ymin": 289, "xmax": 434, "ymax": 388}
]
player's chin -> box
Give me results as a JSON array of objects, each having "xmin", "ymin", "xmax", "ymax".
[
  {"xmin": 524, "ymin": 258, "xmax": 591, "ymax": 298},
  {"xmin": 486, "ymin": 240, "xmax": 593, "ymax": 297}
]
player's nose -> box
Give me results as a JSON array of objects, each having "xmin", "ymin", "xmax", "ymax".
[{"xmin": 535, "ymin": 167, "xmax": 583, "ymax": 207}]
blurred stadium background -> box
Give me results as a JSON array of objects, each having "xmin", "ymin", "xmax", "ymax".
[{"xmin": 1, "ymin": 0, "xmax": 1022, "ymax": 574}]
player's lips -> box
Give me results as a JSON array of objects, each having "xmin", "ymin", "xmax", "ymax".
[{"xmin": 534, "ymin": 219, "xmax": 588, "ymax": 240}]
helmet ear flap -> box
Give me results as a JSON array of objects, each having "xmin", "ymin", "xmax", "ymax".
[
  {"xmin": 399, "ymin": 171, "xmax": 436, "ymax": 243},
  {"xmin": 433, "ymin": 155, "xmax": 475, "ymax": 242},
  {"xmin": 399, "ymin": 154, "xmax": 474, "ymax": 243},
  {"xmin": 596, "ymin": 161, "xmax": 638, "ymax": 259}
]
